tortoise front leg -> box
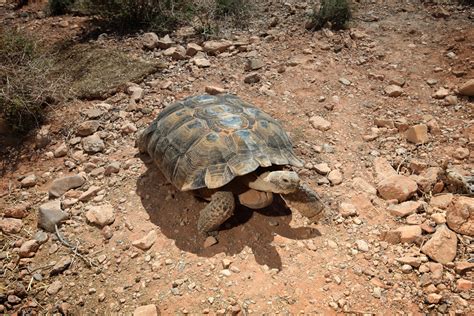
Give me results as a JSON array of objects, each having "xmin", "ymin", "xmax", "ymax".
[
  {"xmin": 282, "ymin": 183, "xmax": 325, "ymax": 223},
  {"xmin": 197, "ymin": 191, "xmax": 235, "ymax": 234}
]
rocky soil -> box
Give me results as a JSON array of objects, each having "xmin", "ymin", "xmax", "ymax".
[{"xmin": 1, "ymin": 0, "xmax": 473, "ymax": 315}]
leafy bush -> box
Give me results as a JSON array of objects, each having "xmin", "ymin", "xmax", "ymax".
[
  {"xmin": 48, "ymin": 0, "xmax": 75, "ymax": 15},
  {"xmin": 0, "ymin": 30, "xmax": 66, "ymax": 133},
  {"xmin": 308, "ymin": 0, "xmax": 351, "ymax": 31}
]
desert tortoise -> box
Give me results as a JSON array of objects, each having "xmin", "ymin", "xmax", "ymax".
[{"xmin": 138, "ymin": 94, "xmax": 325, "ymax": 235}]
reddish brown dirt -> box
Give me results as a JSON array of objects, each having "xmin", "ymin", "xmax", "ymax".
[{"xmin": 1, "ymin": 0, "xmax": 473, "ymax": 315}]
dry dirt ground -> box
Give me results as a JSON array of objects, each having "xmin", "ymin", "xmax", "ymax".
[{"xmin": 1, "ymin": 0, "xmax": 473, "ymax": 315}]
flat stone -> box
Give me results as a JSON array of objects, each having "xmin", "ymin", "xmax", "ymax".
[
  {"xmin": 430, "ymin": 194, "xmax": 453, "ymax": 209},
  {"xmin": 132, "ymin": 230, "xmax": 157, "ymax": 250},
  {"xmin": 186, "ymin": 43, "xmax": 202, "ymax": 56},
  {"xmin": 164, "ymin": 45, "xmax": 186, "ymax": 60},
  {"xmin": 396, "ymin": 256, "xmax": 421, "ymax": 268},
  {"xmin": 245, "ymin": 58, "xmax": 264, "ymax": 71},
  {"xmin": 387, "ymin": 201, "xmax": 424, "ymax": 217},
  {"xmin": 157, "ymin": 34, "xmax": 174, "ymax": 49},
  {"xmin": 85, "ymin": 204, "xmax": 115, "ymax": 228},
  {"xmin": 20, "ymin": 174, "xmax": 37, "ymax": 188},
  {"xmin": 76, "ymin": 120, "xmax": 100, "ymax": 136},
  {"xmin": 396, "ymin": 225, "xmax": 422, "ymax": 243},
  {"xmin": 377, "ymin": 175, "xmax": 418, "ymax": 202},
  {"xmin": 314, "ymin": 163, "xmax": 331, "ymax": 174},
  {"xmin": 339, "ymin": 202, "xmax": 357, "ymax": 217},
  {"xmin": 243, "ymin": 73, "xmax": 261, "ymax": 84},
  {"xmin": 309, "ymin": 116, "xmax": 331, "ymax": 131},
  {"xmin": 446, "ymin": 196, "xmax": 473, "ymax": 236},
  {"xmin": 128, "ymin": 85, "xmax": 144, "ymax": 102},
  {"xmin": 426, "ymin": 293, "xmax": 442, "ymax": 304},
  {"xmin": 4, "ymin": 203, "xmax": 29, "ymax": 219},
  {"xmin": 50, "ymin": 256, "xmax": 72, "ymax": 275},
  {"xmin": 406, "ymin": 124, "xmax": 429, "ymax": 144},
  {"xmin": 203, "ymin": 40, "xmax": 232, "ymax": 54},
  {"xmin": 456, "ymin": 279, "xmax": 473, "ymax": 291},
  {"xmin": 104, "ymin": 162, "xmax": 120, "ymax": 176},
  {"xmin": 142, "ymin": 32, "xmax": 159, "ymax": 49},
  {"xmin": 133, "ymin": 304, "xmax": 159, "ymax": 316},
  {"xmin": 34, "ymin": 230, "xmax": 49, "ymax": 244},
  {"xmin": 431, "ymin": 213, "xmax": 446, "ymax": 224},
  {"xmin": 204, "ymin": 236, "xmax": 218, "ymax": 248},
  {"xmin": 433, "ymin": 87, "xmax": 450, "ymax": 99},
  {"xmin": 374, "ymin": 118, "xmax": 394, "ymax": 128},
  {"xmin": 339, "ymin": 77, "xmax": 351, "ymax": 86},
  {"xmin": 46, "ymin": 280, "xmax": 62, "ymax": 295},
  {"xmin": 38, "ymin": 200, "xmax": 68, "ymax": 232},
  {"xmin": 82, "ymin": 134, "xmax": 105, "ymax": 154},
  {"xmin": 355, "ymin": 240, "xmax": 369, "ymax": 252},
  {"xmin": 193, "ymin": 57, "xmax": 211, "ymax": 67},
  {"xmin": 458, "ymin": 79, "xmax": 474, "ymax": 96},
  {"xmin": 78, "ymin": 186, "xmax": 101, "ymax": 202},
  {"xmin": 53, "ymin": 143, "xmax": 68, "ymax": 157},
  {"xmin": 18, "ymin": 240, "xmax": 39, "ymax": 258},
  {"xmin": 455, "ymin": 261, "xmax": 474, "ymax": 274},
  {"xmin": 49, "ymin": 175, "xmax": 85, "ymax": 198},
  {"xmin": 205, "ymin": 86, "xmax": 226, "ymax": 95},
  {"xmin": 421, "ymin": 225, "xmax": 457, "ymax": 264},
  {"xmin": 384, "ymin": 85, "xmax": 403, "ymax": 97},
  {"xmin": 328, "ymin": 170, "xmax": 343, "ymax": 185}
]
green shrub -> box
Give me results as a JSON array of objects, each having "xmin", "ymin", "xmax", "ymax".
[
  {"xmin": 0, "ymin": 30, "xmax": 66, "ymax": 133},
  {"xmin": 48, "ymin": 0, "xmax": 75, "ymax": 15},
  {"xmin": 308, "ymin": 0, "xmax": 351, "ymax": 31}
]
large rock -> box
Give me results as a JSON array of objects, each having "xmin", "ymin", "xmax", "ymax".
[
  {"xmin": 49, "ymin": 174, "xmax": 85, "ymax": 198},
  {"xmin": 458, "ymin": 79, "xmax": 474, "ymax": 96},
  {"xmin": 85, "ymin": 204, "xmax": 115, "ymax": 228},
  {"xmin": 82, "ymin": 133, "xmax": 105, "ymax": 153},
  {"xmin": 38, "ymin": 200, "xmax": 68, "ymax": 232},
  {"xmin": 446, "ymin": 196, "xmax": 473, "ymax": 236},
  {"xmin": 421, "ymin": 225, "xmax": 457, "ymax": 264},
  {"xmin": 377, "ymin": 175, "xmax": 418, "ymax": 202}
]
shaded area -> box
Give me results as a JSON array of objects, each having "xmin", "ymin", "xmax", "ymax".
[{"xmin": 136, "ymin": 158, "xmax": 321, "ymax": 270}]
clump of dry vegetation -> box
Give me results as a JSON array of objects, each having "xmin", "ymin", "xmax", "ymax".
[
  {"xmin": 307, "ymin": 0, "xmax": 351, "ymax": 31},
  {"xmin": 0, "ymin": 30, "xmax": 67, "ymax": 133}
]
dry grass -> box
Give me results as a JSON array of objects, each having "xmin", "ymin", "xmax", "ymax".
[{"xmin": 0, "ymin": 30, "xmax": 68, "ymax": 133}]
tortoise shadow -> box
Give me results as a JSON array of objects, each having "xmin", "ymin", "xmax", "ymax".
[{"xmin": 135, "ymin": 157, "xmax": 321, "ymax": 270}]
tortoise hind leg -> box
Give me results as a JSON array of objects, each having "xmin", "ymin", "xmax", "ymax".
[{"xmin": 198, "ymin": 191, "xmax": 235, "ymax": 234}]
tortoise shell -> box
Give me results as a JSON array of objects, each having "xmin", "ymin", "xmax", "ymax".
[{"xmin": 138, "ymin": 94, "xmax": 303, "ymax": 191}]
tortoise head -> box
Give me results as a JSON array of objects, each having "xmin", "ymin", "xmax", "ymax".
[{"xmin": 248, "ymin": 171, "xmax": 300, "ymax": 194}]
